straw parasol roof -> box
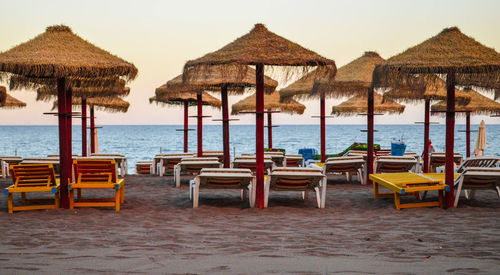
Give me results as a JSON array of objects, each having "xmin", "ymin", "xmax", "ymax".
[
  {"xmin": 373, "ymin": 27, "xmax": 500, "ymax": 89},
  {"xmin": 382, "ymin": 74, "xmax": 471, "ymax": 105},
  {"xmin": 150, "ymin": 86, "xmax": 222, "ymax": 109},
  {"xmin": 52, "ymin": 96, "xmax": 130, "ymax": 113},
  {"xmin": 231, "ymin": 90, "xmax": 305, "ymax": 115},
  {"xmin": 183, "ymin": 23, "xmax": 336, "ymax": 82},
  {"xmin": 0, "ymin": 25, "xmax": 137, "ymax": 82},
  {"xmin": 331, "ymin": 92, "xmax": 405, "ymax": 116},
  {"xmin": 36, "ymin": 85, "xmax": 130, "ymax": 101},
  {"xmin": 278, "ymin": 66, "xmax": 332, "ymax": 101},
  {"xmin": 9, "ymin": 74, "xmax": 127, "ymax": 91},
  {"xmin": 431, "ymin": 88, "xmax": 500, "ymax": 116},
  {"xmin": 0, "ymin": 86, "xmax": 26, "ymax": 109},
  {"xmin": 166, "ymin": 65, "xmax": 277, "ymax": 95},
  {"xmin": 305, "ymin": 52, "xmax": 385, "ymax": 100}
]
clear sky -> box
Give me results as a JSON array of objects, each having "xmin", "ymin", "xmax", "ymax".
[{"xmin": 0, "ymin": 0, "xmax": 499, "ymax": 125}]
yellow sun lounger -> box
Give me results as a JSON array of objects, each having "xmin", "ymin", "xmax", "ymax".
[{"xmin": 369, "ymin": 172, "xmax": 453, "ymax": 210}]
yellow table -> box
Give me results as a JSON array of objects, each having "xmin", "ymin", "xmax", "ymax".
[{"xmin": 369, "ymin": 172, "xmax": 455, "ymax": 210}]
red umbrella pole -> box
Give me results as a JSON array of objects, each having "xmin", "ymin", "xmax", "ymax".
[
  {"xmin": 423, "ymin": 98, "xmax": 430, "ymax": 173},
  {"xmin": 320, "ymin": 94, "xmax": 326, "ymax": 163},
  {"xmin": 197, "ymin": 92, "xmax": 203, "ymax": 157},
  {"xmin": 183, "ymin": 100, "xmax": 189, "ymax": 153},
  {"xmin": 57, "ymin": 77, "xmax": 69, "ymax": 208},
  {"xmin": 367, "ymin": 86, "xmax": 374, "ymax": 185},
  {"xmin": 81, "ymin": 98, "xmax": 87, "ymax": 157},
  {"xmin": 90, "ymin": 106, "xmax": 96, "ymax": 154},
  {"xmin": 267, "ymin": 111, "xmax": 272, "ymax": 149},
  {"xmin": 466, "ymin": 111, "xmax": 471, "ymax": 158},
  {"xmin": 221, "ymin": 85, "xmax": 230, "ymax": 168},
  {"xmin": 255, "ymin": 63, "xmax": 265, "ymax": 209},
  {"xmin": 445, "ymin": 72, "xmax": 456, "ymax": 208}
]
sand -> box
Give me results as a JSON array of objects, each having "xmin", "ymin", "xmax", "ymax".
[{"xmin": 0, "ymin": 174, "xmax": 499, "ymax": 274}]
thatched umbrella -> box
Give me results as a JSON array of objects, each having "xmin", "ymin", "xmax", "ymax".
[
  {"xmin": 331, "ymin": 92, "xmax": 405, "ymax": 116},
  {"xmin": 231, "ymin": 90, "xmax": 305, "ymax": 149},
  {"xmin": 372, "ymin": 26, "xmax": 500, "ymax": 208},
  {"xmin": 431, "ymin": 89, "xmax": 500, "ymax": 157},
  {"xmin": 0, "ymin": 86, "xmax": 26, "ymax": 109},
  {"xmin": 150, "ymin": 85, "xmax": 222, "ymax": 153},
  {"xmin": 183, "ymin": 23, "xmax": 336, "ymax": 208},
  {"xmin": 382, "ymin": 75, "xmax": 471, "ymax": 172},
  {"xmin": 164, "ymin": 66, "xmax": 277, "ymax": 167},
  {"xmin": 0, "ymin": 25, "xmax": 138, "ymax": 208}
]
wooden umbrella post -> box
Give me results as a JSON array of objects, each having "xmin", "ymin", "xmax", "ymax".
[
  {"xmin": 423, "ymin": 98, "xmax": 430, "ymax": 173},
  {"xmin": 367, "ymin": 86, "xmax": 375, "ymax": 185},
  {"xmin": 90, "ymin": 106, "xmax": 95, "ymax": 154},
  {"xmin": 66, "ymin": 87, "xmax": 73, "ymax": 186},
  {"xmin": 183, "ymin": 100, "xmax": 189, "ymax": 153},
  {"xmin": 81, "ymin": 97, "xmax": 87, "ymax": 157},
  {"xmin": 445, "ymin": 72, "xmax": 456, "ymax": 208},
  {"xmin": 320, "ymin": 93, "xmax": 326, "ymax": 163},
  {"xmin": 267, "ymin": 111, "xmax": 273, "ymax": 149},
  {"xmin": 221, "ymin": 85, "xmax": 230, "ymax": 168},
  {"xmin": 57, "ymin": 77, "xmax": 69, "ymax": 209},
  {"xmin": 197, "ymin": 92, "xmax": 203, "ymax": 157},
  {"xmin": 255, "ymin": 63, "xmax": 265, "ymax": 209},
  {"xmin": 466, "ymin": 111, "xmax": 471, "ymax": 158}
]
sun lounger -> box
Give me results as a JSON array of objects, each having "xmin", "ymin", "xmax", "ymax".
[
  {"xmin": 174, "ymin": 157, "xmax": 222, "ymax": 187},
  {"xmin": 369, "ymin": 172, "xmax": 453, "ymax": 210},
  {"xmin": 0, "ymin": 156, "xmax": 23, "ymax": 178},
  {"xmin": 430, "ymin": 152, "xmax": 463, "ymax": 172},
  {"xmin": 136, "ymin": 161, "xmax": 152, "ymax": 175},
  {"xmin": 69, "ymin": 159, "xmax": 125, "ymax": 211},
  {"xmin": 265, "ymin": 167, "xmax": 326, "ymax": 208},
  {"xmin": 202, "ymin": 151, "xmax": 224, "ymax": 163},
  {"xmin": 454, "ymin": 167, "xmax": 500, "ymax": 207},
  {"xmin": 190, "ymin": 168, "xmax": 255, "ymax": 208},
  {"xmin": 285, "ymin": 154, "xmax": 304, "ymax": 167},
  {"xmin": 375, "ymin": 149, "xmax": 392, "ymax": 157},
  {"xmin": 89, "ymin": 153, "xmax": 128, "ymax": 176},
  {"xmin": 155, "ymin": 153, "xmax": 195, "ymax": 176},
  {"xmin": 243, "ymin": 152, "xmax": 285, "ymax": 167},
  {"xmin": 232, "ymin": 155, "xmax": 274, "ymax": 174},
  {"xmin": 322, "ymin": 156, "xmax": 366, "ymax": 184},
  {"xmin": 21, "ymin": 157, "xmax": 61, "ymax": 175},
  {"xmin": 374, "ymin": 156, "xmax": 418, "ymax": 173},
  {"xmin": 4, "ymin": 164, "xmax": 60, "ymax": 214},
  {"xmin": 455, "ymin": 156, "xmax": 499, "ymax": 173}
]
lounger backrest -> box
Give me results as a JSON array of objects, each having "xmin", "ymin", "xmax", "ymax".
[
  {"xmin": 270, "ymin": 168, "xmax": 323, "ymax": 190},
  {"xmin": 375, "ymin": 149, "xmax": 391, "ymax": 156},
  {"xmin": 198, "ymin": 168, "xmax": 253, "ymax": 188},
  {"xmin": 459, "ymin": 168, "xmax": 500, "ymax": 188},
  {"xmin": 324, "ymin": 158, "xmax": 364, "ymax": 173},
  {"xmin": 376, "ymin": 159, "xmax": 416, "ymax": 173},
  {"xmin": 456, "ymin": 157, "xmax": 499, "ymax": 173},
  {"xmin": 73, "ymin": 159, "xmax": 117, "ymax": 183},
  {"xmin": 10, "ymin": 164, "xmax": 56, "ymax": 188},
  {"xmin": 430, "ymin": 152, "xmax": 462, "ymax": 166}
]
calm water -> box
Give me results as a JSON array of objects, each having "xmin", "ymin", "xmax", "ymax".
[{"xmin": 0, "ymin": 124, "xmax": 499, "ymax": 172}]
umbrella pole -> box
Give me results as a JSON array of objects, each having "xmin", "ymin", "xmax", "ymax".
[
  {"xmin": 466, "ymin": 112, "xmax": 471, "ymax": 158},
  {"xmin": 57, "ymin": 77, "xmax": 69, "ymax": 209},
  {"xmin": 445, "ymin": 72, "xmax": 456, "ymax": 208},
  {"xmin": 197, "ymin": 92, "xmax": 203, "ymax": 157},
  {"xmin": 184, "ymin": 100, "xmax": 189, "ymax": 153},
  {"xmin": 221, "ymin": 85, "xmax": 230, "ymax": 168},
  {"xmin": 320, "ymin": 93, "xmax": 326, "ymax": 163},
  {"xmin": 90, "ymin": 106, "xmax": 95, "ymax": 154},
  {"xmin": 367, "ymin": 86, "xmax": 374, "ymax": 185},
  {"xmin": 423, "ymin": 98, "xmax": 430, "ymax": 173},
  {"xmin": 81, "ymin": 98, "xmax": 87, "ymax": 157},
  {"xmin": 267, "ymin": 111, "xmax": 272, "ymax": 149},
  {"xmin": 255, "ymin": 63, "xmax": 265, "ymax": 209}
]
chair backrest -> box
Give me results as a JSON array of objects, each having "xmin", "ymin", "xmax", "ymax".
[
  {"xmin": 270, "ymin": 167, "xmax": 323, "ymax": 190},
  {"xmin": 430, "ymin": 152, "xmax": 463, "ymax": 166},
  {"xmin": 10, "ymin": 164, "xmax": 57, "ymax": 188},
  {"xmin": 285, "ymin": 155, "xmax": 304, "ymax": 167},
  {"xmin": 180, "ymin": 157, "xmax": 220, "ymax": 163},
  {"xmin": 375, "ymin": 159, "xmax": 416, "ymax": 173},
  {"xmin": 73, "ymin": 159, "xmax": 117, "ymax": 183},
  {"xmin": 198, "ymin": 168, "xmax": 253, "ymax": 187},
  {"xmin": 375, "ymin": 149, "xmax": 391, "ymax": 156},
  {"xmin": 203, "ymin": 151, "xmax": 224, "ymax": 162},
  {"xmin": 460, "ymin": 167, "xmax": 500, "ymax": 188},
  {"xmin": 456, "ymin": 157, "xmax": 500, "ymax": 173}
]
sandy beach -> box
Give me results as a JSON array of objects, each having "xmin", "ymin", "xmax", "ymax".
[{"xmin": 0, "ymin": 174, "xmax": 499, "ymax": 274}]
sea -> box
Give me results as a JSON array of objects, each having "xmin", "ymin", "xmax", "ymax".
[{"xmin": 0, "ymin": 124, "xmax": 499, "ymax": 172}]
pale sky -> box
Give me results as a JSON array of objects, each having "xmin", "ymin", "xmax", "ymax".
[{"xmin": 0, "ymin": 0, "xmax": 499, "ymax": 125}]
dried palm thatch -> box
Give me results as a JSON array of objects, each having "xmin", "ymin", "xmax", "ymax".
[
  {"xmin": 331, "ymin": 92, "xmax": 405, "ymax": 116},
  {"xmin": 0, "ymin": 25, "xmax": 138, "ymax": 82},
  {"xmin": 0, "ymin": 86, "xmax": 26, "ymax": 109},
  {"xmin": 9, "ymin": 74, "xmax": 126, "ymax": 91},
  {"xmin": 176, "ymin": 65, "xmax": 277, "ymax": 94},
  {"xmin": 431, "ymin": 88, "xmax": 500, "ymax": 116},
  {"xmin": 373, "ymin": 27, "xmax": 500, "ymax": 90},
  {"xmin": 183, "ymin": 23, "xmax": 336, "ymax": 83},
  {"xmin": 231, "ymin": 90, "xmax": 305, "ymax": 115},
  {"xmin": 52, "ymin": 96, "xmax": 129, "ymax": 113},
  {"xmin": 279, "ymin": 66, "xmax": 333, "ymax": 101},
  {"xmin": 382, "ymin": 74, "xmax": 471, "ymax": 105},
  {"xmin": 306, "ymin": 52, "xmax": 385, "ymax": 100},
  {"xmin": 36, "ymin": 85, "xmax": 129, "ymax": 101},
  {"xmin": 149, "ymin": 87, "xmax": 221, "ymax": 109}
]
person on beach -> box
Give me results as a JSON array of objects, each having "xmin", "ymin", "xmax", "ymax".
[{"xmin": 422, "ymin": 140, "xmax": 435, "ymax": 158}]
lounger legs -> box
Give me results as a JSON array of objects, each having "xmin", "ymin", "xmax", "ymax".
[
  {"xmin": 346, "ymin": 172, "xmax": 351, "ymax": 182},
  {"xmin": 174, "ymin": 164, "xmax": 181, "ymax": 188},
  {"xmin": 320, "ymin": 177, "xmax": 327, "ymax": 208},
  {"xmin": 69, "ymin": 189, "xmax": 74, "ymax": 209},
  {"xmin": 454, "ymin": 177, "xmax": 465, "ymax": 207},
  {"xmin": 250, "ymin": 179, "xmax": 256, "ymax": 208},
  {"xmin": 193, "ymin": 178, "xmax": 200, "ymax": 208},
  {"xmin": 7, "ymin": 193, "xmax": 13, "ymax": 214},
  {"xmin": 496, "ymin": 186, "xmax": 500, "ymax": 198},
  {"xmin": 115, "ymin": 189, "xmax": 120, "ymax": 211},
  {"xmin": 264, "ymin": 177, "xmax": 270, "ymax": 208},
  {"xmin": 358, "ymin": 168, "xmax": 365, "ymax": 185},
  {"xmin": 315, "ymin": 187, "xmax": 321, "ymax": 208}
]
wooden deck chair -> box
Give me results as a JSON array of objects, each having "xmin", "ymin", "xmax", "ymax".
[
  {"xmin": 323, "ymin": 156, "xmax": 366, "ymax": 184},
  {"xmin": 430, "ymin": 152, "xmax": 463, "ymax": 172},
  {"xmin": 190, "ymin": 168, "xmax": 255, "ymax": 208},
  {"xmin": 265, "ymin": 167, "xmax": 326, "ymax": 208},
  {"xmin": 4, "ymin": 164, "xmax": 60, "ymax": 214},
  {"xmin": 456, "ymin": 156, "xmax": 499, "ymax": 173},
  {"xmin": 285, "ymin": 154, "xmax": 305, "ymax": 167},
  {"xmin": 375, "ymin": 149, "xmax": 392, "ymax": 157},
  {"xmin": 174, "ymin": 157, "xmax": 221, "ymax": 187},
  {"xmin": 203, "ymin": 151, "xmax": 224, "ymax": 163},
  {"xmin": 374, "ymin": 156, "xmax": 418, "ymax": 173},
  {"xmin": 136, "ymin": 161, "xmax": 152, "ymax": 175},
  {"xmin": 232, "ymin": 155, "xmax": 274, "ymax": 174},
  {"xmin": 454, "ymin": 167, "xmax": 500, "ymax": 207},
  {"xmin": 69, "ymin": 159, "xmax": 124, "ymax": 211},
  {"xmin": 156, "ymin": 153, "xmax": 195, "ymax": 176},
  {"xmin": 242, "ymin": 152, "xmax": 285, "ymax": 167},
  {"xmin": 90, "ymin": 153, "xmax": 128, "ymax": 176}
]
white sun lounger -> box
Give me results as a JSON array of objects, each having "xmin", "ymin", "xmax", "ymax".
[
  {"xmin": 456, "ymin": 156, "xmax": 499, "ymax": 173},
  {"xmin": 232, "ymin": 155, "xmax": 274, "ymax": 174},
  {"xmin": 174, "ymin": 157, "xmax": 221, "ymax": 187},
  {"xmin": 0, "ymin": 156, "xmax": 23, "ymax": 178},
  {"xmin": 430, "ymin": 152, "xmax": 463, "ymax": 172},
  {"xmin": 190, "ymin": 168, "xmax": 255, "ymax": 208},
  {"xmin": 323, "ymin": 156, "xmax": 366, "ymax": 184},
  {"xmin": 284, "ymin": 154, "xmax": 305, "ymax": 167},
  {"xmin": 374, "ymin": 156, "xmax": 418, "ymax": 173},
  {"xmin": 454, "ymin": 167, "xmax": 500, "ymax": 207},
  {"xmin": 154, "ymin": 153, "xmax": 195, "ymax": 176}
]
